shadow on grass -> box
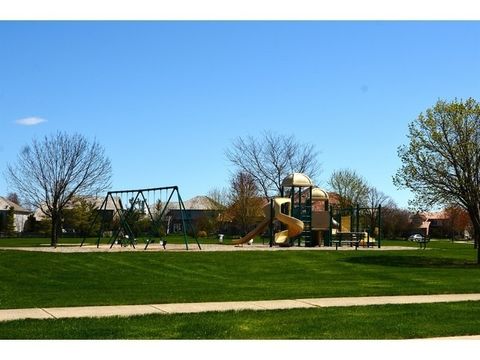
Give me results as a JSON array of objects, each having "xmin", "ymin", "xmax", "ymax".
[{"xmin": 343, "ymin": 255, "xmax": 479, "ymax": 269}]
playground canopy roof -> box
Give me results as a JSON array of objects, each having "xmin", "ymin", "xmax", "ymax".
[
  {"xmin": 281, "ymin": 173, "xmax": 313, "ymax": 188},
  {"xmin": 312, "ymin": 187, "xmax": 329, "ymax": 201}
]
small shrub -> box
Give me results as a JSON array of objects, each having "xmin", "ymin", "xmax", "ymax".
[
  {"xmin": 197, "ymin": 230, "xmax": 207, "ymax": 238},
  {"xmin": 157, "ymin": 227, "xmax": 166, "ymax": 237}
]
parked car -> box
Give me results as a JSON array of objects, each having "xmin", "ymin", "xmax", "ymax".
[{"xmin": 408, "ymin": 234, "xmax": 424, "ymax": 242}]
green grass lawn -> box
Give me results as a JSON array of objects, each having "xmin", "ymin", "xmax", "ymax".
[
  {"xmin": 0, "ymin": 238, "xmax": 479, "ymax": 339},
  {"xmin": 1, "ymin": 301, "xmax": 479, "ymax": 339},
  {"xmin": 0, "ymin": 239, "xmax": 478, "ymax": 309}
]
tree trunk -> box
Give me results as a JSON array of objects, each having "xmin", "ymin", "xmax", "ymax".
[
  {"xmin": 476, "ymin": 232, "xmax": 480, "ymax": 265},
  {"xmin": 466, "ymin": 206, "xmax": 480, "ymax": 264},
  {"xmin": 472, "ymin": 219, "xmax": 480, "ymax": 265},
  {"xmin": 51, "ymin": 213, "xmax": 60, "ymax": 247}
]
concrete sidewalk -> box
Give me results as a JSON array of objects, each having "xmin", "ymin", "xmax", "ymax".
[{"xmin": 1, "ymin": 293, "xmax": 480, "ymax": 323}]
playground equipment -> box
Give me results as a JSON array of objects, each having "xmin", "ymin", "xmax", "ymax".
[
  {"xmin": 80, "ymin": 186, "xmax": 201, "ymax": 250},
  {"xmin": 232, "ymin": 197, "xmax": 304, "ymax": 246},
  {"xmin": 233, "ymin": 173, "xmax": 318, "ymax": 247},
  {"xmin": 329, "ymin": 205, "xmax": 382, "ymax": 248},
  {"xmin": 233, "ymin": 172, "xmax": 382, "ymax": 248}
]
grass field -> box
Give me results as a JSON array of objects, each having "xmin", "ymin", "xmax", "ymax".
[
  {"xmin": 0, "ymin": 237, "xmax": 478, "ymax": 339},
  {"xmin": 1, "ymin": 301, "xmax": 479, "ymax": 339},
  {"xmin": 0, "ymin": 239, "xmax": 478, "ymax": 309}
]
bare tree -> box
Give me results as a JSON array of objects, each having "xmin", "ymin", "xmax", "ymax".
[
  {"xmin": 225, "ymin": 131, "xmax": 321, "ymax": 198},
  {"xmin": 381, "ymin": 205, "xmax": 411, "ymax": 240},
  {"xmin": 393, "ymin": 98, "xmax": 480, "ymax": 263},
  {"xmin": 6, "ymin": 132, "xmax": 112, "ymax": 246},
  {"xmin": 366, "ymin": 187, "xmax": 394, "ymax": 210},
  {"xmin": 207, "ymin": 187, "xmax": 229, "ymax": 209},
  {"xmin": 227, "ymin": 171, "xmax": 264, "ymax": 236},
  {"xmin": 328, "ymin": 169, "xmax": 369, "ymax": 208},
  {"xmin": 6, "ymin": 192, "xmax": 21, "ymax": 206},
  {"xmin": 365, "ymin": 186, "xmax": 396, "ymax": 235},
  {"xmin": 207, "ymin": 187, "xmax": 230, "ymax": 235}
]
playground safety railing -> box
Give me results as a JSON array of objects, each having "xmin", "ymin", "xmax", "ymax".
[{"xmin": 331, "ymin": 232, "xmax": 366, "ymax": 250}]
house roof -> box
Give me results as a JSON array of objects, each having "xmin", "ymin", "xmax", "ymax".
[
  {"xmin": 423, "ymin": 211, "xmax": 449, "ymax": 220},
  {"xmin": 415, "ymin": 211, "xmax": 450, "ymax": 221},
  {"xmin": 326, "ymin": 192, "xmax": 341, "ymax": 206},
  {"xmin": 80, "ymin": 195, "xmax": 119, "ymax": 211},
  {"xmin": 168, "ymin": 196, "xmax": 222, "ymax": 211},
  {"xmin": 34, "ymin": 195, "xmax": 119, "ymax": 220},
  {"xmin": 0, "ymin": 196, "xmax": 31, "ymax": 214}
]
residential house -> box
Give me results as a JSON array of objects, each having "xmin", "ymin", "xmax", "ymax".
[
  {"xmin": 0, "ymin": 196, "xmax": 31, "ymax": 233},
  {"xmin": 34, "ymin": 195, "xmax": 120, "ymax": 233},
  {"xmin": 166, "ymin": 195, "xmax": 223, "ymax": 234},
  {"xmin": 410, "ymin": 211, "xmax": 451, "ymax": 238}
]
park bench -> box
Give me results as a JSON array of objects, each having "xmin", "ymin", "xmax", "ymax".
[
  {"xmin": 332, "ymin": 232, "xmax": 365, "ymax": 250},
  {"xmin": 416, "ymin": 236, "xmax": 430, "ymax": 249}
]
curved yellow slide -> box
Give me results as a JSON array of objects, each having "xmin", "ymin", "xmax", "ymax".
[
  {"xmin": 231, "ymin": 197, "xmax": 304, "ymax": 246},
  {"xmin": 272, "ymin": 197, "xmax": 304, "ymax": 246}
]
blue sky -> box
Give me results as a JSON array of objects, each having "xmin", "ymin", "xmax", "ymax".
[{"xmin": 1, "ymin": 21, "xmax": 479, "ymax": 208}]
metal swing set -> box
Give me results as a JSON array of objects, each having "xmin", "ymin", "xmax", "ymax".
[{"xmin": 80, "ymin": 186, "xmax": 201, "ymax": 250}]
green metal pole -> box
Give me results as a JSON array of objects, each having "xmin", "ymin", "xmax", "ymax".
[
  {"xmin": 81, "ymin": 193, "xmax": 107, "ymax": 248},
  {"xmin": 125, "ymin": 191, "xmax": 141, "ymax": 248},
  {"xmin": 109, "ymin": 193, "xmax": 127, "ymax": 247},
  {"xmin": 297, "ymin": 186, "xmax": 301, "ymax": 247},
  {"xmin": 110, "ymin": 191, "xmax": 139, "ymax": 249},
  {"xmin": 350, "ymin": 207, "xmax": 354, "ymax": 232},
  {"xmin": 328, "ymin": 205, "xmax": 333, "ymax": 247},
  {"xmin": 356, "ymin": 204, "xmax": 360, "ymax": 233},
  {"xmin": 309, "ymin": 186, "xmax": 313, "ymax": 247},
  {"xmin": 139, "ymin": 190, "xmax": 157, "ymax": 250},
  {"xmin": 157, "ymin": 188, "xmax": 177, "ymax": 223},
  {"xmin": 177, "ymin": 190, "xmax": 190, "ymax": 250},
  {"xmin": 269, "ymin": 198, "xmax": 274, "ymax": 247},
  {"xmin": 378, "ymin": 205, "xmax": 382, "ymax": 248}
]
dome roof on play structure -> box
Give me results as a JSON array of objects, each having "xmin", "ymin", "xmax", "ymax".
[
  {"xmin": 311, "ymin": 187, "xmax": 329, "ymax": 201},
  {"xmin": 281, "ymin": 173, "xmax": 313, "ymax": 188}
]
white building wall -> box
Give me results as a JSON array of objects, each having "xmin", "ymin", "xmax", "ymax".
[{"xmin": 14, "ymin": 214, "xmax": 29, "ymax": 232}]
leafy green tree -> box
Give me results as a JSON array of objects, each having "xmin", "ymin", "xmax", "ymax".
[
  {"xmin": 23, "ymin": 214, "xmax": 38, "ymax": 233},
  {"xmin": 37, "ymin": 219, "xmax": 53, "ymax": 236},
  {"xmin": 328, "ymin": 169, "xmax": 369, "ymax": 208},
  {"xmin": 62, "ymin": 197, "xmax": 99, "ymax": 237},
  {"xmin": 394, "ymin": 98, "xmax": 480, "ymax": 263},
  {"xmin": 5, "ymin": 207, "xmax": 15, "ymax": 235}
]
